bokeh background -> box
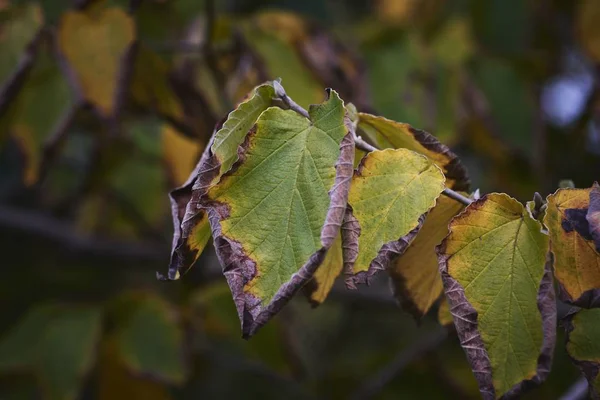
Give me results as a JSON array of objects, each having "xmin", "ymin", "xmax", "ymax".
[{"xmin": 0, "ymin": 0, "xmax": 599, "ymax": 398}]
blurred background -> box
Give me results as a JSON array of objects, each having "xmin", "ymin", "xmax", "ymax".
[{"xmin": 0, "ymin": 0, "xmax": 599, "ymax": 398}]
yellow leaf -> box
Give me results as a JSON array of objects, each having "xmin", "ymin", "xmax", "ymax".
[
  {"xmin": 58, "ymin": 7, "xmax": 135, "ymax": 117},
  {"xmin": 577, "ymin": 0, "xmax": 600, "ymax": 62},
  {"xmin": 306, "ymin": 232, "xmax": 343, "ymax": 305},
  {"xmin": 437, "ymin": 298, "xmax": 453, "ymax": 326},
  {"xmin": 161, "ymin": 124, "xmax": 202, "ymax": 187},
  {"xmin": 344, "ymin": 148, "xmax": 445, "ymax": 285},
  {"xmin": 389, "ymin": 194, "xmax": 464, "ymax": 318},
  {"xmin": 545, "ymin": 186, "xmax": 600, "ymax": 307}
]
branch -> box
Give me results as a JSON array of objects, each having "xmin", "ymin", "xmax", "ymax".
[
  {"xmin": 0, "ymin": 204, "xmax": 167, "ymax": 261},
  {"xmin": 350, "ymin": 328, "xmax": 450, "ymax": 400}
]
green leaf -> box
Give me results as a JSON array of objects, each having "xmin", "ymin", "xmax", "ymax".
[
  {"xmin": 0, "ymin": 304, "xmax": 102, "ymax": 400},
  {"xmin": 0, "ymin": 3, "xmax": 43, "ymax": 85},
  {"xmin": 161, "ymin": 82, "xmax": 276, "ymax": 281},
  {"xmin": 438, "ymin": 193, "xmax": 555, "ymax": 398},
  {"xmin": 545, "ymin": 186, "xmax": 600, "ymax": 307},
  {"xmin": 57, "ymin": 7, "xmax": 135, "ymax": 117},
  {"xmin": 564, "ymin": 308, "xmax": 600, "ymax": 398},
  {"xmin": 343, "ymin": 148, "xmax": 445, "ymax": 286},
  {"xmin": 115, "ymin": 295, "xmax": 185, "ymax": 384},
  {"xmin": 357, "ymin": 112, "xmax": 469, "ymax": 191},
  {"xmin": 389, "ymin": 194, "xmax": 465, "ymax": 319},
  {"xmin": 205, "ymin": 89, "xmax": 353, "ymax": 337}
]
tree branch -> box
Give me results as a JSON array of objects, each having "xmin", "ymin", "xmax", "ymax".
[{"xmin": 559, "ymin": 377, "xmax": 589, "ymax": 400}]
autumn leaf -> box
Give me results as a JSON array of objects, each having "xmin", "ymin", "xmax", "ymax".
[
  {"xmin": 305, "ymin": 232, "xmax": 344, "ymax": 305},
  {"xmin": 438, "ymin": 193, "xmax": 555, "ymax": 399},
  {"xmin": 160, "ymin": 81, "xmax": 276, "ymax": 281},
  {"xmin": 343, "ymin": 148, "xmax": 445, "ymax": 287},
  {"xmin": 161, "ymin": 124, "xmax": 203, "ymax": 187},
  {"xmin": 205, "ymin": 89, "xmax": 353, "ymax": 337},
  {"xmin": 564, "ymin": 308, "xmax": 600, "ymax": 399},
  {"xmin": 58, "ymin": 7, "xmax": 135, "ymax": 118},
  {"xmin": 357, "ymin": 113, "xmax": 470, "ymax": 190},
  {"xmin": 389, "ymin": 194, "xmax": 465, "ymax": 319},
  {"xmin": 545, "ymin": 186, "xmax": 600, "ymax": 307},
  {"xmin": 437, "ymin": 298, "xmax": 453, "ymax": 326},
  {"xmin": 577, "ymin": 0, "xmax": 600, "ymax": 63},
  {"xmin": 588, "ymin": 182, "xmax": 600, "ymax": 252}
]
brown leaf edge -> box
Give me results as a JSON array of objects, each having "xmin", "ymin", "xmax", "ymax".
[
  {"xmin": 563, "ymin": 309, "xmax": 600, "ymax": 400},
  {"xmin": 358, "ymin": 113, "xmax": 471, "ymax": 192},
  {"xmin": 587, "ymin": 181, "xmax": 600, "ymax": 253},
  {"xmin": 202, "ymin": 93, "xmax": 355, "ymax": 338},
  {"xmin": 437, "ymin": 197, "xmax": 557, "ymax": 399},
  {"xmin": 156, "ymin": 118, "xmax": 224, "ymax": 281},
  {"xmin": 341, "ymin": 192, "xmax": 426, "ymax": 289}
]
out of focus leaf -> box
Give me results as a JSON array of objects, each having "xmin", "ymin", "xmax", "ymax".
[
  {"xmin": 439, "ymin": 193, "xmax": 555, "ymax": 398},
  {"xmin": 0, "ymin": 2, "xmax": 43, "ymax": 85},
  {"xmin": 389, "ymin": 194, "xmax": 464, "ymax": 319},
  {"xmin": 564, "ymin": 308, "xmax": 600, "ymax": 398},
  {"xmin": 0, "ymin": 304, "xmax": 102, "ymax": 400},
  {"xmin": 545, "ymin": 186, "xmax": 600, "ymax": 307},
  {"xmin": 358, "ymin": 112, "xmax": 470, "ymax": 190},
  {"xmin": 2, "ymin": 39, "xmax": 74, "ymax": 185},
  {"xmin": 114, "ymin": 295, "xmax": 185, "ymax": 384},
  {"xmin": 131, "ymin": 46, "xmax": 184, "ymax": 124},
  {"xmin": 205, "ymin": 90, "xmax": 352, "ymax": 337},
  {"xmin": 343, "ymin": 148, "xmax": 445, "ymax": 286},
  {"xmin": 471, "ymin": 0, "xmax": 530, "ymax": 56},
  {"xmin": 161, "ymin": 124, "xmax": 202, "ymax": 187},
  {"xmin": 431, "ymin": 18, "xmax": 474, "ymax": 68},
  {"xmin": 577, "ymin": 0, "xmax": 600, "ymax": 63},
  {"xmin": 57, "ymin": 6, "xmax": 135, "ymax": 117},
  {"xmin": 437, "ymin": 298, "xmax": 453, "ymax": 326},
  {"xmin": 98, "ymin": 338, "xmax": 172, "ymax": 400}
]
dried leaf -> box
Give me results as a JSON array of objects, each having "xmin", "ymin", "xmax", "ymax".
[
  {"xmin": 545, "ymin": 186, "xmax": 600, "ymax": 307},
  {"xmin": 343, "ymin": 148, "xmax": 445, "ymax": 287},
  {"xmin": 438, "ymin": 193, "xmax": 555, "ymax": 398},
  {"xmin": 588, "ymin": 182, "xmax": 600, "ymax": 252}
]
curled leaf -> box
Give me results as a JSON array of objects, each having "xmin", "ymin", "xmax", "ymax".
[
  {"xmin": 343, "ymin": 148, "xmax": 445, "ymax": 287},
  {"xmin": 545, "ymin": 186, "xmax": 600, "ymax": 307},
  {"xmin": 205, "ymin": 89, "xmax": 353, "ymax": 337},
  {"xmin": 438, "ymin": 193, "xmax": 556, "ymax": 399}
]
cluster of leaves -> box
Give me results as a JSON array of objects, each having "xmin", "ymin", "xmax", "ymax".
[{"xmin": 164, "ymin": 77, "xmax": 600, "ymax": 399}]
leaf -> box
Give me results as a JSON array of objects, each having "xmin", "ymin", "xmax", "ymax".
[
  {"xmin": 389, "ymin": 194, "xmax": 465, "ymax": 319},
  {"xmin": 564, "ymin": 308, "xmax": 600, "ymax": 399},
  {"xmin": 0, "ymin": 304, "xmax": 102, "ymax": 400},
  {"xmin": 97, "ymin": 338, "xmax": 172, "ymax": 400},
  {"xmin": 57, "ymin": 7, "xmax": 135, "ymax": 117},
  {"xmin": 577, "ymin": 0, "xmax": 600, "ymax": 63},
  {"xmin": 438, "ymin": 193, "xmax": 556, "ymax": 399},
  {"xmin": 205, "ymin": 89, "xmax": 353, "ymax": 337},
  {"xmin": 343, "ymin": 148, "xmax": 445, "ymax": 287},
  {"xmin": 545, "ymin": 186, "xmax": 600, "ymax": 308},
  {"xmin": 0, "ymin": 2, "xmax": 43, "ymax": 84},
  {"xmin": 437, "ymin": 298, "xmax": 453, "ymax": 326},
  {"xmin": 305, "ymin": 232, "xmax": 344, "ymax": 305},
  {"xmin": 161, "ymin": 82, "xmax": 276, "ymax": 281},
  {"xmin": 161, "ymin": 124, "xmax": 202, "ymax": 187},
  {"xmin": 588, "ymin": 182, "xmax": 600, "ymax": 252},
  {"xmin": 2, "ymin": 39, "xmax": 74, "ymax": 185},
  {"xmin": 130, "ymin": 45, "xmax": 184, "ymax": 124},
  {"xmin": 114, "ymin": 295, "xmax": 185, "ymax": 384},
  {"xmin": 357, "ymin": 113, "xmax": 470, "ymax": 191}
]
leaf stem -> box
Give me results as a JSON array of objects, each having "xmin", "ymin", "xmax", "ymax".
[
  {"xmin": 352, "ymin": 124, "xmax": 473, "ymax": 206},
  {"xmin": 274, "ymin": 89, "xmax": 473, "ymax": 207}
]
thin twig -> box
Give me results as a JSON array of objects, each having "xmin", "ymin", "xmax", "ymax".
[
  {"xmin": 350, "ymin": 328, "xmax": 450, "ymax": 400},
  {"xmin": 559, "ymin": 377, "xmax": 589, "ymax": 400}
]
